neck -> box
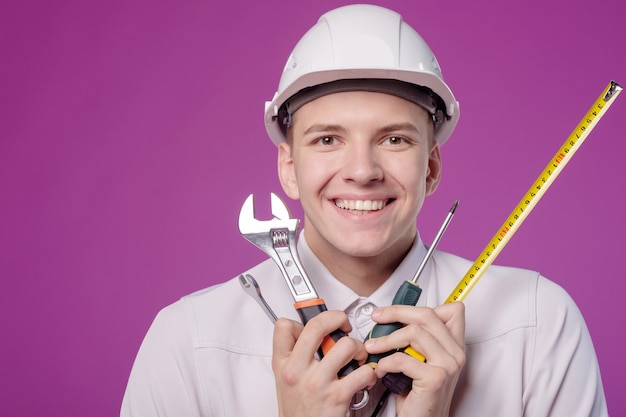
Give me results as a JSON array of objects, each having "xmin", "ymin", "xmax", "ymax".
[{"xmin": 304, "ymin": 230, "xmax": 414, "ymax": 297}]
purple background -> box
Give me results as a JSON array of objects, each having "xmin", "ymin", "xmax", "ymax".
[{"xmin": 1, "ymin": 0, "xmax": 624, "ymax": 415}]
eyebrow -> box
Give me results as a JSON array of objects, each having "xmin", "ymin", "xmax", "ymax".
[
  {"xmin": 303, "ymin": 124, "xmax": 347, "ymax": 135},
  {"xmin": 378, "ymin": 122, "xmax": 422, "ymax": 135},
  {"xmin": 303, "ymin": 122, "xmax": 421, "ymax": 136}
]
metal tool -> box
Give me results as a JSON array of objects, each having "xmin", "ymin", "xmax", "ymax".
[
  {"xmin": 365, "ymin": 201, "xmax": 459, "ymax": 394},
  {"xmin": 239, "ymin": 274, "xmax": 278, "ymax": 323},
  {"xmin": 411, "ymin": 201, "xmax": 459, "ymax": 284},
  {"xmin": 238, "ymin": 192, "xmax": 368, "ymax": 410},
  {"xmin": 238, "ymin": 193, "xmax": 318, "ymax": 303}
]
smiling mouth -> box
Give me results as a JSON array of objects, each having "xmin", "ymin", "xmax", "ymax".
[{"xmin": 334, "ymin": 199, "xmax": 391, "ymax": 214}]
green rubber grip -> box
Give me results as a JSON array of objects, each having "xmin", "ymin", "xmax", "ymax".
[
  {"xmin": 365, "ymin": 281, "xmax": 423, "ymax": 382},
  {"xmin": 391, "ymin": 281, "xmax": 422, "ymax": 306}
]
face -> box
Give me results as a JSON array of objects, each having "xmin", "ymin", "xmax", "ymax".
[{"xmin": 278, "ymin": 91, "xmax": 442, "ymax": 264}]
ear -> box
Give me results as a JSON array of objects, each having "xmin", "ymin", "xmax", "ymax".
[
  {"xmin": 425, "ymin": 143, "xmax": 442, "ymax": 195},
  {"xmin": 277, "ymin": 142, "xmax": 300, "ymax": 200}
]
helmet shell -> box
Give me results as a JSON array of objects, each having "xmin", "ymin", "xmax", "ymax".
[{"xmin": 264, "ymin": 4, "xmax": 459, "ymax": 146}]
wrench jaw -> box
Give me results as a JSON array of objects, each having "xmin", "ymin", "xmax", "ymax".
[
  {"xmin": 238, "ymin": 194, "xmax": 299, "ymax": 236},
  {"xmin": 270, "ymin": 192, "xmax": 291, "ymax": 221},
  {"xmin": 238, "ymin": 193, "xmax": 298, "ymax": 258}
]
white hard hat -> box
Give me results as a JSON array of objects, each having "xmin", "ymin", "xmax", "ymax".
[{"xmin": 264, "ymin": 4, "xmax": 460, "ymax": 146}]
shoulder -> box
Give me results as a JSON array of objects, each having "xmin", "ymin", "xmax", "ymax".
[
  {"xmin": 431, "ymin": 251, "xmax": 577, "ymax": 342},
  {"xmin": 172, "ymin": 258, "xmax": 295, "ymax": 355},
  {"xmin": 135, "ymin": 258, "xmax": 281, "ymax": 357}
]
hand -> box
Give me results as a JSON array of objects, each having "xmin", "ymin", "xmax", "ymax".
[
  {"xmin": 364, "ymin": 303, "xmax": 466, "ymax": 417},
  {"xmin": 272, "ymin": 310, "xmax": 377, "ymax": 417}
]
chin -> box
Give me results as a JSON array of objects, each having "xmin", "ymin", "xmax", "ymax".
[{"xmin": 332, "ymin": 240, "xmax": 396, "ymax": 259}]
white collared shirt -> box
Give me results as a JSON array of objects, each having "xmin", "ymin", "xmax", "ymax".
[{"xmin": 121, "ymin": 234, "xmax": 608, "ymax": 416}]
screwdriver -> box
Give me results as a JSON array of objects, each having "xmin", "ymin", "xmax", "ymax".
[{"xmin": 365, "ymin": 200, "xmax": 459, "ymax": 394}]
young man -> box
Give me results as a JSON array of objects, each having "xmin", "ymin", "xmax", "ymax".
[{"xmin": 121, "ymin": 5, "xmax": 607, "ymax": 416}]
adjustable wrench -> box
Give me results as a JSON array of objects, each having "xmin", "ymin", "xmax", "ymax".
[{"xmin": 237, "ymin": 193, "xmax": 359, "ymax": 377}]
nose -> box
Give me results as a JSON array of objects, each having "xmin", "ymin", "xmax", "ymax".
[{"xmin": 340, "ymin": 143, "xmax": 383, "ymax": 184}]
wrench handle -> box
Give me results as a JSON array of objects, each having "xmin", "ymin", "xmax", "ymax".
[{"xmin": 294, "ymin": 299, "xmax": 360, "ymax": 378}]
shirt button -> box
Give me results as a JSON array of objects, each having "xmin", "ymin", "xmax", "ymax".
[{"xmin": 359, "ymin": 303, "xmax": 375, "ymax": 316}]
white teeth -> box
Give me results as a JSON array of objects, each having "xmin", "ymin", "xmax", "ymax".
[{"xmin": 335, "ymin": 199, "xmax": 386, "ymax": 212}]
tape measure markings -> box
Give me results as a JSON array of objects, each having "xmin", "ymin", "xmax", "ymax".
[{"xmin": 446, "ymin": 81, "xmax": 622, "ymax": 304}]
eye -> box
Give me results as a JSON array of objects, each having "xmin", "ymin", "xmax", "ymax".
[
  {"xmin": 383, "ymin": 136, "xmax": 407, "ymax": 146},
  {"xmin": 316, "ymin": 136, "xmax": 337, "ymax": 146}
]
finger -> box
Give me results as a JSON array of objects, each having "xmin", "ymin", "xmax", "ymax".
[
  {"xmin": 273, "ymin": 317, "xmax": 302, "ymax": 355},
  {"xmin": 341, "ymin": 363, "xmax": 378, "ymax": 396},
  {"xmin": 325, "ymin": 358, "xmax": 377, "ymax": 409},
  {"xmin": 316, "ymin": 334, "xmax": 367, "ymax": 375},
  {"xmin": 413, "ymin": 303, "xmax": 465, "ymax": 362},
  {"xmin": 371, "ymin": 303, "xmax": 463, "ymax": 330},
  {"xmin": 378, "ymin": 324, "xmax": 458, "ymax": 374},
  {"xmin": 375, "ymin": 351, "xmax": 452, "ymax": 404},
  {"xmin": 295, "ymin": 310, "xmax": 353, "ymax": 355},
  {"xmin": 368, "ymin": 304, "xmax": 464, "ymax": 357},
  {"xmin": 433, "ymin": 302, "xmax": 465, "ymax": 343},
  {"xmin": 374, "ymin": 349, "xmax": 429, "ymax": 380},
  {"xmin": 272, "ymin": 318, "xmax": 305, "ymax": 370}
]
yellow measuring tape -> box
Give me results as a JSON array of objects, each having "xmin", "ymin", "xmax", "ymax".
[{"xmin": 446, "ymin": 81, "xmax": 622, "ymax": 304}]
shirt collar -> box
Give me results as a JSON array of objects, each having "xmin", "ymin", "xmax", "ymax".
[{"xmin": 297, "ymin": 231, "xmax": 431, "ymax": 312}]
